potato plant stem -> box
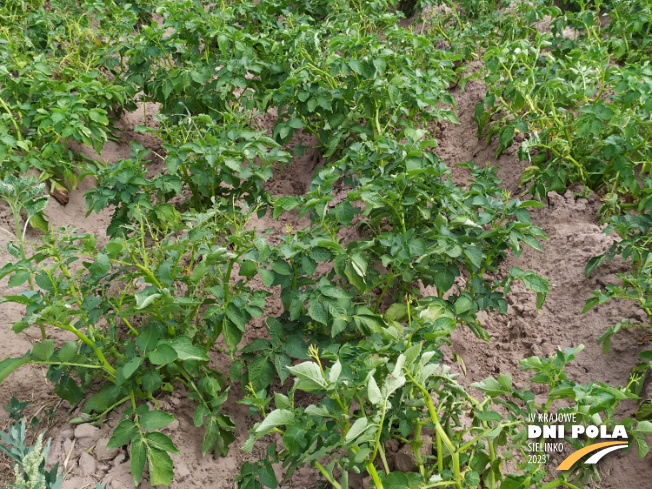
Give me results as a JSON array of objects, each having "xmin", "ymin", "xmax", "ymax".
[
  {"xmin": 31, "ymin": 360, "xmax": 108, "ymax": 370},
  {"xmin": 93, "ymin": 395, "xmax": 131, "ymax": 423},
  {"xmin": 314, "ymin": 461, "xmax": 342, "ymax": 489},
  {"xmin": 458, "ymin": 421, "xmax": 520, "ymax": 452},
  {"xmin": 10, "ymin": 205, "xmax": 37, "ymax": 330},
  {"xmin": 436, "ymin": 429, "xmax": 443, "ymax": 473},
  {"xmin": 413, "ymin": 422, "xmax": 426, "ymax": 477},
  {"xmin": 378, "ymin": 443, "xmax": 390, "ymax": 475},
  {"xmin": 365, "ymin": 461, "xmax": 384, "ymax": 489},
  {"xmin": 312, "ymin": 350, "xmax": 350, "ymax": 431},
  {"xmin": 370, "ymin": 400, "xmax": 387, "ymax": 463},
  {"xmin": 407, "ymin": 372, "xmax": 462, "ymax": 489},
  {"xmin": 55, "ymin": 321, "xmax": 116, "ymax": 376},
  {"xmin": 301, "ymin": 61, "xmax": 337, "ymax": 90},
  {"xmin": 375, "ymin": 267, "xmax": 393, "ymax": 312},
  {"xmin": 121, "ymin": 315, "xmax": 140, "ymax": 337},
  {"xmin": 486, "ymin": 424, "xmax": 497, "ymax": 489}
]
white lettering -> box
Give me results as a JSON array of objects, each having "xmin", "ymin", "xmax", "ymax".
[
  {"xmin": 600, "ymin": 425, "xmax": 612, "ymax": 439},
  {"xmin": 586, "ymin": 425, "xmax": 599, "ymax": 438},
  {"xmin": 543, "ymin": 425, "xmax": 556, "ymax": 438},
  {"xmin": 545, "ymin": 443, "xmax": 564, "ymax": 453},
  {"xmin": 613, "ymin": 425, "xmax": 627, "ymax": 439},
  {"xmin": 571, "ymin": 425, "xmax": 584, "ymax": 438},
  {"xmin": 542, "ymin": 425, "xmax": 563, "ymax": 438},
  {"xmin": 529, "ymin": 425, "xmax": 542, "ymax": 438}
]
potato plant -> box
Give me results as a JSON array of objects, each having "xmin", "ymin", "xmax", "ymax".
[
  {"xmin": 250, "ymin": 134, "xmax": 550, "ymax": 340},
  {"xmin": 267, "ymin": 28, "xmax": 458, "ymax": 155},
  {"xmin": 0, "ymin": 2, "xmax": 134, "ymax": 191},
  {"xmin": 240, "ymin": 324, "xmax": 649, "ymax": 489},
  {"xmin": 85, "ymin": 120, "xmax": 291, "ymax": 236},
  {"xmin": 0, "ymin": 201, "xmax": 275, "ymax": 484},
  {"xmin": 475, "ymin": 35, "xmax": 652, "ymax": 208}
]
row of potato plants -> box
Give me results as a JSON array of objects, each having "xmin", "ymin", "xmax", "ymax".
[
  {"xmin": 420, "ymin": 0, "xmax": 651, "ymax": 206},
  {"xmin": 427, "ymin": 0, "xmax": 652, "ymax": 412},
  {"xmin": 0, "ymin": 0, "xmax": 650, "ymax": 488}
]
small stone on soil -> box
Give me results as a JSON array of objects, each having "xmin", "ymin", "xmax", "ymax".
[
  {"xmin": 74, "ymin": 423, "xmax": 101, "ymax": 442},
  {"xmin": 78, "ymin": 451, "xmax": 97, "ymax": 477},
  {"xmin": 62, "ymin": 476, "xmax": 85, "ymax": 489},
  {"xmin": 392, "ymin": 444, "xmax": 417, "ymax": 473},
  {"xmin": 112, "ymin": 452, "xmax": 126, "ymax": 466},
  {"xmin": 94, "ymin": 436, "xmax": 119, "ymax": 461}
]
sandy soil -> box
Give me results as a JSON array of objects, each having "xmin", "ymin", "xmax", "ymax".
[{"xmin": 1, "ymin": 17, "xmax": 651, "ymax": 489}]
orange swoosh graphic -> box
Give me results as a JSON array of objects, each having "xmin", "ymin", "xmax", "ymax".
[{"xmin": 556, "ymin": 441, "xmax": 628, "ymax": 471}]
